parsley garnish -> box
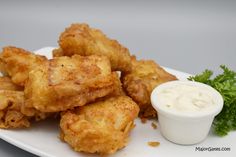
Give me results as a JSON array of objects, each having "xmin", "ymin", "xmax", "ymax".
[{"xmin": 188, "ymin": 65, "xmax": 236, "ymax": 136}]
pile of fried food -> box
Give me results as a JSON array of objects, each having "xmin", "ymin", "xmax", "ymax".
[{"xmin": 0, "ymin": 23, "xmax": 177, "ymax": 154}]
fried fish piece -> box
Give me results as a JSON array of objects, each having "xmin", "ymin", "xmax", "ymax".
[
  {"xmin": 0, "ymin": 76, "xmax": 49, "ymax": 129},
  {"xmin": 0, "ymin": 90, "xmax": 30, "ymax": 128},
  {"xmin": 121, "ymin": 57, "xmax": 177, "ymax": 118},
  {"xmin": 57, "ymin": 23, "xmax": 132, "ymax": 72},
  {"xmin": 25, "ymin": 54, "xmax": 121, "ymax": 112},
  {"xmin": 0, "ymin": 46, "xmax": 47, "ymax": 86},
  {"xmin": 0, "ymin": 91, "xmax": 49, "ymax": 129},
  {"xmin": 60, "ymin": 96, "xmax": 139, "ymax": 154}
]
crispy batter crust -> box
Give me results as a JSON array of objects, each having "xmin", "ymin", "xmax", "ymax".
[
  {"xmin": 52, "ymin": 48, "xmax": 64, "ymax": 57},
  {"xmin": 57, "ymin": 23, "xmax": 132, "ymax": 72},
  {"xmin": 0, "ymin": 90, "xmax": 30, "ymax": 128},
  {"xmin": 60, "ymin": 96, "xmax": 139, "ymax": 154},
  {"xmin": 0, "ymin": 76, "xmax": 23, "ymax": 91},
  {"xmin": 0, "ymin": 59, "xmax": 6, "ymax": 75},
  {"xmin": 0, "ymin": 76, "xmax": 49, "ymax": 128},
  {"xmin": 0, "ymin": 46, "xmax": 47, "ymax": 86},
  {"xmin": 0, "ymin": 90, "xmax": 49, "ymax": 129},
  {"xmin": 121, "ymin": 57, "xmax": 177, "ymax": 118},
  {"xmin": 25, "ymin": 55, "xmax": 122, "ymax": 112}
]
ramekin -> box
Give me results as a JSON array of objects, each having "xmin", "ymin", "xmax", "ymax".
[{"xmin": 151, "ymin": 80, "xmax": 223, "ymax": 145}]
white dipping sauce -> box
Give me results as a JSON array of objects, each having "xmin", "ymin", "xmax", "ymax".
[
  {"xmin": 157, "ymin": 84, "xmax": 216, "ymax": 113},
  {"xmin": 151, "ymin": 81, "xmax": 224, "ymax": 145}
]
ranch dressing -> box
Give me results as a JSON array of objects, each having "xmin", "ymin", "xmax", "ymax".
[
  {"xmin": 157, "ymin": 83, "xmax": 216, "ymax": 113},
  {"xmin": 151, "ymin": 80, "xmax": 224, "ymax": 144}
]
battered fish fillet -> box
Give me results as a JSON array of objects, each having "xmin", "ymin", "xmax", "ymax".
[
  {"xmin": 60, "ymin": 96, "xmax": 139, "ymax": 154},
  {"xmin": 0, "ymin": 77, "xmax": 47, "ymax": 129},
  {"xmin": 0, "ymin": 46, "xmax": 47, "ymax": 86},
  {"xmin": 56, "ymin": 23, "xmax": 132, "ymax": 72},
  {"xmin": 0, "ymin": 90, "xmax": 29, "ymax": 128},
  {"xmin": 121, "ymin": 57, "xmax": 177, "ymax": 118},
  {"xmin": 25, "ymin": 54, "xmax": 121, "ymax": 112}
]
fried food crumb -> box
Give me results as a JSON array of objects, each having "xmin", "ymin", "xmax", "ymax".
[
  {"xmin": 141, "ymin": 117, "xmax": 147, "ymax": 123},
  {"xmin": 148, "ymin": 141, "xmax": 160, "ymax": 147},
  {"xmin": 151, "ymin": 122, "xmax": 157, "ymax": 129}
]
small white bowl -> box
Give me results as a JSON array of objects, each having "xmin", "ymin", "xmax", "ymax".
[{"xmin": 151, "ymin": 80, "xmax": 223, "ymax": 145}]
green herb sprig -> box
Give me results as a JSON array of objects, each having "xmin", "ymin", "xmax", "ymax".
[{"xmin": 188, "ymin": 65, "xmax": 236, "ymax": 136}]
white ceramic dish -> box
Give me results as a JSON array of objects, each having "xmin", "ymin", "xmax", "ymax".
[
  {"xmin": 151, "ymin": 81, "xmax": 224, "ymax": 145},
  {"xmin": 0, "ymin": 47, "xmax": 235, "ymax": 157}
]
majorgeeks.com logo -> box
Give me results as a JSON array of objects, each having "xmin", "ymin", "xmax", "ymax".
[{"xmin": 195, "ymin": 147, "xmax": 231, "ymax": 152}]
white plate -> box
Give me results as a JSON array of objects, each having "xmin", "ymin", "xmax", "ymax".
[{"xmin": 0, "ymin": 47, "xmax": 235, "ymax": 157}]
